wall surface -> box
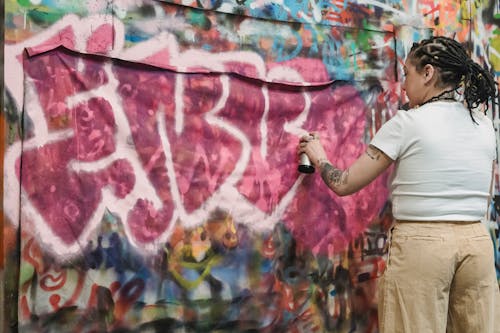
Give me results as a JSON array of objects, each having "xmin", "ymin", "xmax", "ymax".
[{"xmin": 3, "ymin": 0, "xmax": 500, "ymax": 332}]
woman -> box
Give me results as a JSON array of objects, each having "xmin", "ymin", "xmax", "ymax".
[{"xmin": 298, "ymin": 36, "xmax": 499, "ymax": 332}]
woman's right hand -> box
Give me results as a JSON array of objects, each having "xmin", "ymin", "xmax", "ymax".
[{"xmin": 297, "ymin": 132, "xmax": 329, "ymax": 168}]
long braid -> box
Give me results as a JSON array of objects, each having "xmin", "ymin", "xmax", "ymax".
[{"xmin": 408, "ymin": 36, "xmax": 497, "ymax": 122}]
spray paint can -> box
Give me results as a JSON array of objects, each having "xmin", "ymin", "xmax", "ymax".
[{"xmin": 298, "ymin": 153, "xmax": 315, "ymax": 173}]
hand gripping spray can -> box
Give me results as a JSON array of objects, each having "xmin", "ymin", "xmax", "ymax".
[{"xmin": 298, "ymin": 135, "xmax": 315, "ymax": 174}]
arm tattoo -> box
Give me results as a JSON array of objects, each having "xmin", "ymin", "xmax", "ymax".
[
  {"xmin": 366, "ymin": 145, "xmax": 382, "ymax": 161},
  {"xmin": 321, "ymin": 163, "xmax": 349, "ymax": 187}
]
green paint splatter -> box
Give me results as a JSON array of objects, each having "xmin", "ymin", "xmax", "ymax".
[
  {"xmin": 19, "ymin": 263, "xmax": 36, "ymax": 286},
  {"xmin": 17, "ymin": 0, "xmax": 32, "ymax": 7},
  {"xmin": 489, "ymin": 35, "xmax": 500, "ymax": 71},
  {"xmin": 351, "ymin": 41, "xmax": 358, "ymax": 72},
  {"xmin": 28, "ymin": 6, "xmax": 67, "ymax": 24},
  {"xmin": 188, "ymin": 10, "xmax": 211, "ymax": 30}
]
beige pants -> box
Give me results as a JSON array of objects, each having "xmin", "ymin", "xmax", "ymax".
[{"xmin": 378, "ymin": 221, "xmax": 500, "ymax": 333}]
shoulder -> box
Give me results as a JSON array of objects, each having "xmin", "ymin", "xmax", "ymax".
[
  {"xmin": 471, "ymin": 110, "xmax": 493, "ymax": 126},
  {"xmin": 387, "ymin": 109, "xmax": 413, "ymax": 123},
  {"xmin": 370, "ymin": 110, "xmax": 411, "ymax": 160},
  {"xmin": 374, "ymin": 109, "xmax": 414, "ymax": 135},
  {"xmin": 381, "ymin": 109, "xmax": 417, "ymax": 131},
  {"xmin": 472, "ymin": 111, "xmax": 496, "ymax": 142},
  {"xmin": 465, "ymin": 107, "xmax": 495, "ymax": 135}
]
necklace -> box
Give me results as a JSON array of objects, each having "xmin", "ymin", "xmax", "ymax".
[{"xmin": 416, "ymin": 89, "xmax": 457, "ymax": 108}]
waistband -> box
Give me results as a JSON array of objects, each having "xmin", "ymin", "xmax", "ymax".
[{"xmin": 396, "ymin": 220, "xmax": 480, "ymax": 224}]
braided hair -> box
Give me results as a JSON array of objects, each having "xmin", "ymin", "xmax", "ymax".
[{"xmin": 408, "ymin": 36, "xmax": 497, "ymax": 121}]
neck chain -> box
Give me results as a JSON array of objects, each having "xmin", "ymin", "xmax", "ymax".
[{"xmin": 416, "ymin": 89, "xmax": 457, "ymax": 108}]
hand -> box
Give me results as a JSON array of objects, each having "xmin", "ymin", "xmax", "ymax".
[{"xmin": 297, "ymin": 132, "xmax": 329, "ymax": 168}]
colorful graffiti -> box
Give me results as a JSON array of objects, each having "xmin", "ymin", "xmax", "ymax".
[{"xmin": 3, "ymin": 0, "xmax": 500, "ymax": 332}]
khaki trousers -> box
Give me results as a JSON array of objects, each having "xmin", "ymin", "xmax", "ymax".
[{"xmin": 378, "ymin": 221, "xmax": 500, "ymax": 333}]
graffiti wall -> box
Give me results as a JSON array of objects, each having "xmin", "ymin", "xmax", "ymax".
[{"xmin": 3, "ymin": 0, "xmax": 500, "ymax": 332}]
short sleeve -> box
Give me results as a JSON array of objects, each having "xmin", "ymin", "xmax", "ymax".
[{"xmin": 370, "ymin": 110, "xmax": 407, "ymax": 160}]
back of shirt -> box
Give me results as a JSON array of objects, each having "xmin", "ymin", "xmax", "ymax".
[{"xmin": 370, "ymin": 101, "xmax": 496, "ymax": 221}]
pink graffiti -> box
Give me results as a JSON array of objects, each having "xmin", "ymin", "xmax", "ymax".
[
  {"xmin": 114, "ymin": 68, "xmax": 243, "ymax": 242},
  {"xmin": 14, "ymin": 18, "xmax": 388, "ymax": 251},
  {"xmin": 18, "ymin": 53, "xmax": 135, "ymax": 244},
  {"xmin": 25, "ymin": 18, "xmax": 114, "ymax": 57},
  {"xmin": 285, "ymin": 88, "xmax": 389, "ymax": 250}
]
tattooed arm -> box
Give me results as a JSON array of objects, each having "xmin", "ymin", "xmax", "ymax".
[
  {"xmin": 314, "ymin": 145, "xmax": 393, "ymax": 196},
  {"xmin": 298, "ymin": 133, "xmax": 393, "ymax": 195}
]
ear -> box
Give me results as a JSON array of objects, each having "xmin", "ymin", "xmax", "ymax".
[{"xmin": 423, "ymin": 64, "xmax": 436, "ymax": 85}]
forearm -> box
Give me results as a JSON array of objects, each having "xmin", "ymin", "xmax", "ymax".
[
  {"xmin": 314, "ymin": 145, "xmax": 393, "ymax": 196},
  {"xmin": 298, "ymin": 134, "xmax": 393, "ymax": 196},
  {"xmin": 316, "ymin": 158, "xmax": 352, "ymax": 196}
]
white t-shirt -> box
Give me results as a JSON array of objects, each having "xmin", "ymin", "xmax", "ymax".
[{"xmin": 370, "ymin": 101, "xmax": 496, "ymax": 221}]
